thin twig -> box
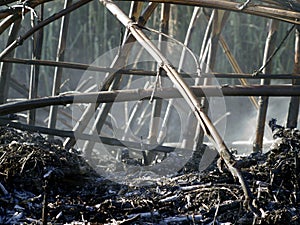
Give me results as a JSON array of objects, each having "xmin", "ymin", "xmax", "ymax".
[
  {"xmin": 253, "ymin": 24, "xmax": 296, "ymax": 76},
  {"xmin": 0, "ymin": 181, "xmax": 9, "ymax": 195}
]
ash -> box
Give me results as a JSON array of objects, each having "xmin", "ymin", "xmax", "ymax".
[{"xmin": 0, "ymin": 123, "xmax": 300, "ymax": 224}]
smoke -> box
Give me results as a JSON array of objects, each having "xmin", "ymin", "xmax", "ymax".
[{"xmin": 223, "ymin": 96, "xmax": 298, "ymax": 154}]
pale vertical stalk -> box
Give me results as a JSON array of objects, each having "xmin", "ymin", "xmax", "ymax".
[
  {"xmin": 198, "ymin": 10, "xmax": 229, "ymax": 146},
  {"xmin": 0, "ymin": 19, "xmax": 21, "ymax": 104},
  {"xmin": 196, "ymin": 10, "xmax": 215, "ymax": 148},
  {"xmin": 122, "ymin": 83, "xmax": 150, "ymax": 138},
  {"xmin": 103, "ymin": 6, "xmax": 108, "ymax": 53},
  {"xmin": 169, "ymin": 4, "xmax": 178, "ymax": 38},
  {"xmin": 28, "ymin": 5, "xmax": 44, "ymax": 125},
  {"xmin": 48, "ymin": 0, "xmax": 73, "ymax": 138},
  {"xmin": 178, "ymin": 7, "xmax": 200, "ymax": 72},
  {"xmin": 287, "ymin": 27, "xmax": 300, "ymax": 128},
  {"xmin": 122, "ymin": 1, "xmax": 143, "ymax": 127},
  {"xmin": 123, "ymin": 47, "xmax": 146, "ymax": 125},
  {"xmin": 253, "ymin": 19, "xmax": 278, "ymax": 152},
  {"xmin": 176, "ymin": 7, "xmax": 200, "ymax": 149},
  {"xmin": 146, "ymin": 3, "xmax": 170, "ymax": 165},
  {"xmin": 185, "ymin": 10, "xmax": 215, "ymax": 150},
  {"xmin": 123, "ymin": 1, "xmax": 143, "ymax": 44}
]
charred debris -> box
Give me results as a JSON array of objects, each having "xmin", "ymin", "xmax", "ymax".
[{"xmin": 0, "ymin": 121, "xmax": 299, "ymax": 224}]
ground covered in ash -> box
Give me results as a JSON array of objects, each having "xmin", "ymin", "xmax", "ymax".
[{"xmin": 0, "ymin": 122, "xmax": 300, "ymax": 224}]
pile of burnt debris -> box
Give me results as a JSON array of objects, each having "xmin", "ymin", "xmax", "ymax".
[{"xmin": 0, "ymin": 120, "xmax": 300, "ymax": 224}]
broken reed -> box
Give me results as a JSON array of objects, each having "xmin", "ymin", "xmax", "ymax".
[{"xmin": 0, "ymin": 2, "xmax": 296, "ymax": 99}]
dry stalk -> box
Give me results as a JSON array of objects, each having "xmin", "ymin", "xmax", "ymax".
[
  {"xmin": 0, "ymin": 85, "xmax": 300, "ymax": 116},
  {"xmin": 100, "ymin": 0, "xmax": 258, "ymax": 215},
  {"xmin": 253, "ymin": 19, "xmax": 279, "ymax": 152},
  {"xmin": 0, "ymin": 19, "xmax": 21, "ymax": 104},
  {"xmin": 128, "ymin": 0, "xmax": 300, "ymax": 25},
  {"xmin": 287, "ymin": 27, "xmax": 300, "ymax": 128},
  {"xmin": 3, "ymin": 57, "xmax": 300, "ymax": 80},
  {"xmin": 48, "ymin": 0, "xmax": 73, "ymax": 136}
]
